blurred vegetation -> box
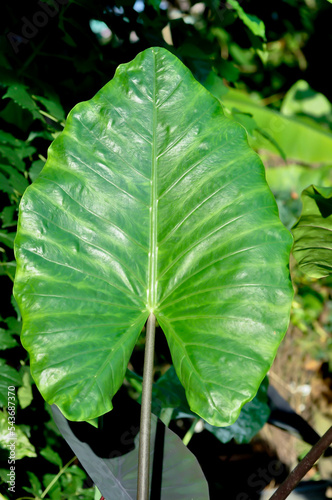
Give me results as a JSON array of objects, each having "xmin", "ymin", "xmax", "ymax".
[{"xmin": 0, "ymin": 0, "xmax": 331, "ymax": 498}]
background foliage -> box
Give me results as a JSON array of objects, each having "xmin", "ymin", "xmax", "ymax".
[{"xmin": 0, "ymin": 1, "xmax": 331, "ymax": 499}]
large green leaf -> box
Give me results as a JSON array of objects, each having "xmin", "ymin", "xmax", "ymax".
[
  {"xmin": 292, "ymin": 185, "xmax": 332, "ymax": 278},
  {"xmin": 14, "ymin": 47, "xmax": 292, "ymax": 425},
  {"xmin": 206, "ymin": 85, "xmax": 332, "ymax": 164}
]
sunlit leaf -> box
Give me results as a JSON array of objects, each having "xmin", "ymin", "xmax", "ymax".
[
  {"xmin": 228, "ymin": 0, "xmax": 266, "ymax": 39},
  {"xmin": 0, "ymin": 410, "xmax": 36, "ymax": 459},
  {"xmin": 17, "ymin": 367, "xmax": 33, "ymax": 409},
  {"xmin": 216, "ymin": 88, "xmax": 332, "ymax": 164},
  {"xmin": 14, "ymin": 47, "xmax": 292, "ymax": 425},
  {"xmin": 205, "ymin": 377, "xmax": 270, "ymax": 444},
  {"xmin": 292, "ymin": 185, "xmax": 332, "ymax": 278}
]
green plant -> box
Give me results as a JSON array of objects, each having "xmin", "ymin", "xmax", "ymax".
[
  {"xmin": 13, "ymin": 47, "xmax": 293, "ymax": 498},
  {"xmin": 1, "ymin": 1, "xmax": 332, "ymax": 498},
  {"xmin": 292, "ymin": 185, "xmax": 332, "ymax": 278}
]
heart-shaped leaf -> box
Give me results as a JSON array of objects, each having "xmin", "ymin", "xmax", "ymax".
[
  {"xmin": 292, "ymin": 185, "xmax": 332, "ymax": 278},
  {"xmin": 14, "ymin": 47, "xmax": 293, "ymax": 425}
]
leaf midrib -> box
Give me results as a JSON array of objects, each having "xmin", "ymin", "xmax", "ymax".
[{"xmin": 148, "ymin": 50, "xmax": 158, "ymax": 311}]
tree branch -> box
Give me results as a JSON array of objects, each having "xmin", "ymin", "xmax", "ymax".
[{"xmin": 269, "ymin": 425, "xmax": 332, "ymax": 500}]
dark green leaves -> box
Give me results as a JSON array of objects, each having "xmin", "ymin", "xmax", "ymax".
[
  {"xmin": 14, "ymin": 47, "xmax": 293, "ymax": 425},
  {"xmin": 292, "ymin": 185, "xmax": 332, "ymax": 278}
]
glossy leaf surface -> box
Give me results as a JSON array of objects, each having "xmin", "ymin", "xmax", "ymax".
[
  {"xmin": 205, "ymin": 377, "xmax": 270, "ymax": 444},
  {"xmin": 292, "ymin": 185, "xmax": 332, "ymax": 278},
  {"xmin": 14, "ymin": 47, "xmax": 293, "ymax": 425}
]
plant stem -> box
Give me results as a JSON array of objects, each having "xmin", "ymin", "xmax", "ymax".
[
  {"xmin": 182, "ymin": 417, "xmax": 200, "ymax": 446},
  {"xmin": 41, "ymin": 456, "xmax": 76, "ymax": 499},
  {"xmin": 137, "ymin": 313, "xmax": 156, "ymax": 500},
  {"xmin": 269, "ymin": 425, "xmax": 332, "ymax": 500}
]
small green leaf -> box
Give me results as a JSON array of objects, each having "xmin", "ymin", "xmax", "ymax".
[
  {"xmin": 0, "ymin": 147, "xmax": 25, "ymax": 171},
  {"xmin": 292, "ymin": 185, "xmax": 332, "ymax": 278},
  {"xmin": 0, "ymin": 173, "xmax": 12, "ymax": 195},
  {"xmin": 0, "ymin": 101, "xmax": 34, "ymax": 132},
  {"xmin": 33, "ymin": 95, "xmax": 66, "ymax": 122},
  {"xmin": 60, "ymin": 465, "xmax": 86, "ymax": 495},
  {"xmin": 5, "ymin": 315, "xmax": 21, "ymax": 334},
  {"xmin": 28, "ymin": 130, "xmax": 54, "ymax": 142},
  {"xmin": 228, "ymin": 0, "xmax": 266, "ymax": 40},
  {"xmin": 0, "ymin": 410, "xmax": 36, "ymax": 459},
  {"xmin": 17, "ymin": 367, "xmax": 33, "ymax": 409},
  {"xmin": 0, "ymin": 329, "xmax": 18, "ymax": 350},
  {"xmin": 0, "ymin": 165, "xmax": 29, "ymax": 195},
  {"xmin": 40, "ymin": 445, "xmax": 63, "ymax": 467},
  {"xmin": 0, "ymin": 231, "xmax": 15, "ymax": 249},
  {"xmin": 281, "ymin": 80, "xmax": 332, "ymax": 119},
  {"xmin": 25, "ymin": 471, "xmax": 42, "ymax": 497},
  {"xmin": 0, "ymin": 359, "xmax": 22, "ymax": 406},
  {"xmin": 2, "ymin": 84, "xmax": 40, "ymax": 120},
  {"xmin": 0, "ymin": 262, "xmax": 16, "ymax": 281},
  {"xmin": 1, "ymin": 206, "xmax": 17, "ymax": 228},
  {"xmin": 0, "ymin": 130, "xmax": 24, "ymax": 148}
]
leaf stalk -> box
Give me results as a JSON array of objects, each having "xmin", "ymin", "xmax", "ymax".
[{"xmin": 137, "ymin": 313, "xmax": 156, "ymax": 500}]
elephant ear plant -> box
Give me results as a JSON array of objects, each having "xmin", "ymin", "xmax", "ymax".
[{"xmin": 13, "ymin": 47, "xmax": 293, "ymax": 498}]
